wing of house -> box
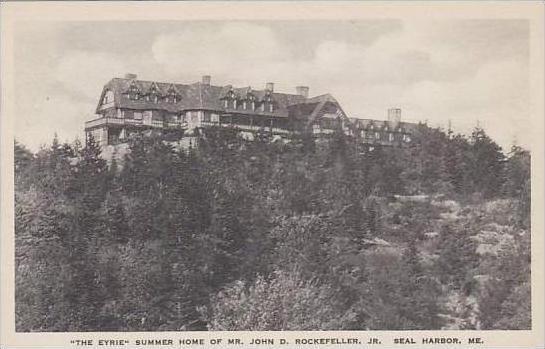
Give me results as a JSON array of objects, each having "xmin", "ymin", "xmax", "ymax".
[{"xmin": 86, "ymin": 73, "xmax": 416, "ymax": 147}]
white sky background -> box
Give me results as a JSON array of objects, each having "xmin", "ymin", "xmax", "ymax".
[{"xmin": 13, "ymin": 20, "xmax": 530, "ymax": 152}]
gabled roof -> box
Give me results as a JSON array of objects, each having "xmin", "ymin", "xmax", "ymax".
[
  {"xmin": 94, "ymin": 76, "xmax": 423, "ymax": 135},
  {"xmin": 349, "ymin": 118, "xmax": 419, "ymax": 133},
  {"xmin": 95, "ymin": 77, "xmax": 315, "ymax": 118},
  {"xmin": 303, "ymin": 94, "xmax": 350, "ymax": 126}
]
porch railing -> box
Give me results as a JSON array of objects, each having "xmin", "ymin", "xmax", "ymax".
[{"xmin": 85, "ymin": 117, "xmax": 187, "ymax": 130}]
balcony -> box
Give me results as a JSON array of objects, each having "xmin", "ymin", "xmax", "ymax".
[
  {"xmin": 200, "ymin": 121, "xmax": 291, "ymax": 135},
  {"xmin": 85, "ymin": 117, "xmax": 187, "ymax": 130}
]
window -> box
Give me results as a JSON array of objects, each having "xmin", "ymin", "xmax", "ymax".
[
  {"xmin": 134, "ymin": 112, "xmax": 143, "ymax": 120},
  {"xmin": 127, "ymin": 81, "xmax": 141, "ymax": 100},
  {"xmin": 224, "ymin": 100, "xmax": 228, "ymax": 108},
  {"xmin": 243, "ymin": 101, "xmax": 247, "ymax": 109},
  {"xmin": 269, "ymin": 104, "xmax": 274, "ymax": 112},
  {"xmin": 389, "ymin": 133, "xmax": 394, "ymax": 142},
  {"xmin": 375, "ymin": 132, "xmax": 380, "ymax": 139},
  {"xmin": 143, "ymin": 111, "xmax": 152, "ymax": 125},
  {"xmin": 203, "ymin": 112, "xmax": 211, "ymax": 122},
  {"xmin": 103, "ymin": 90, "xmax": 114, "ymax": 105},
  {"xmin": 166, "ymin": 85, "xmax": 179, "ymax": 104},
  {"xmin": 323, "ymin": 118, "xmax": 338, "ymax": 129},
  {"xmin": 191, "ymin": 111, "xmax": 198, "ymax": 123},
  {"xmin": 251, "ymin": 101, "xmax": 255, "ymax": 110},
  {"xmin": 211, "ymin": 113, "xmax": 219, "ymax": 123}
]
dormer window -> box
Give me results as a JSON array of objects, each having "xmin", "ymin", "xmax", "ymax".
[
  {"xmin": 245, "ymin": 92, "xmax": 256, "ymax": 110},
  {"xmin": 103, "ymin": 90, "xmax": 114, "ymax": 105},
  {"xmin": 221, "ymin": 88, "xmax": 238, "ymax": 109},
  {"xmin": 147, "ymin": 82, "xmax": 162, "ymax": 104},
  {"xmin": 261, "ymin": 92, "xmax": 274, "ymax": 113},
  {"xmin": 165, "ymin": 85, "xmax": 180, "ymax": 104},
  {"xmin": 126, "ymin": 80, "xmax": 141, "ymax": 101}
]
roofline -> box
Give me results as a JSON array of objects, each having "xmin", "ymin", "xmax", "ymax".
[{"xmin": 108, "ymin": 77, "xmax": 314, "ymax": 99}]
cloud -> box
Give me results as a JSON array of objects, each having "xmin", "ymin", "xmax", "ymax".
[
  {"xmin": 398, "ymin": 58, "xmax": 529, "ymax": 145},
  {"xmin": 152, "ymin": 23, "xmax": 293, "ymax": 86},
  {"xmin": 54, "ymin": 51, "xmax": 132, "ymax": 101},
  {"xmin": 304, "ymin": 21, "xmax": 530, "ymax": 149},
  {"xmin": 13, "ymin": 20, "xmax": 531, "ymax": 151},
  {"xmin": 15, "ymin": 50, "xmax": 139, "ymax": 149},
  {"xmin": 15, "ymin": 93, "xmax": 89, "ymax": 150}
]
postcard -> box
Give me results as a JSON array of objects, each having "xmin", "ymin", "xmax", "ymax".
[{"xmin": 1, "ymin": 1, "xmax": 543, "ymax": 348}]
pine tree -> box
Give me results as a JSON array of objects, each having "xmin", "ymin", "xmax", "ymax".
[
  {"xmin": 14, "ymin": 140, "xmax": 34, "ymax": 189},
  {"xmin": 436, "ymin": 224, "xmax": 478, "ymax": 290},
  {"xmin": 444, "ymin": 134, "xmax": 470, "ymax": 195},
  {"xmin": 397, "ymin": 238, "xmax": 442, "ymax": 329},
  {"xmin": 467, "ymin": 127, "xmax": 506, "ymax": 198},
  {"xmin": 14, "ymin": 140, "xmax": 33, "ymax": 172}
]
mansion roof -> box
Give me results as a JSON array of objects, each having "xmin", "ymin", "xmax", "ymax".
[
  {"xmin": 96, "ymin": 77, "xmax": 345, "ymax": 122},
  {"xmin": 95, "ymin": 75, "xmax": 420, "ymax": 138},
  {"xmin": 349, "ymin": 118, "xmax": 420, "ymax": 133}
]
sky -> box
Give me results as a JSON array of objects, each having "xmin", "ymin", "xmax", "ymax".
[{"xmin": 13, "ymin": 19, "xmax": 530, "ymax": 152}]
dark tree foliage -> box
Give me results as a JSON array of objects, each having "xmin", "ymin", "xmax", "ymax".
[
  {"xmin": 14, "ymin": 124, "xmax": 530, "ymax": 331},
  {"xmin": 503, "ymin": 146, "xmax": 531, "ymax": 228},
  {"xmin": 466, "ymin": 128, "xmax": 506, "ymax": 198},
  {"xmin": 436, "ymin": 224, "xmax": 479, "ymax": 291}
]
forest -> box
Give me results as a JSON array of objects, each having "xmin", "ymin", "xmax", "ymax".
[{"xmin": 14, "ymin": 123, "xmax": 531, "ymax": 331}]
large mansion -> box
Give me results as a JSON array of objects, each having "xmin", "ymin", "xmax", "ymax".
[{"xmin": 85, "ymin": 74, "xmax": 417, "ymax": 146}]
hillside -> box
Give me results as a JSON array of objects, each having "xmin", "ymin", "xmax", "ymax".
[{"xmin": 14, "ymin": 125, "xmax": 531, "ymax": 331}]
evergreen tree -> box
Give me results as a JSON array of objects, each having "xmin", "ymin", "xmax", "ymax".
[
  {"xmin": 13, "ymin": 122, "xmax": 530, "ymax": 331},
  {"xmin": 436, "ymin": 224, "xmax": 478, "ymax": 290},
  {"xmin": 467, "ymin": 127, "xmax": 506, "ymax": 198}
]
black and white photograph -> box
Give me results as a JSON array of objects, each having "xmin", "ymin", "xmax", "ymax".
[{"xmin": 1, "ymin": 2, "xmax": 544, "ymax": 347}]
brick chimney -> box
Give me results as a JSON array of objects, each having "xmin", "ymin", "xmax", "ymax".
[
  {"xmin": 265, "ymin": 82, "xmax": 274, "ymax": 92},
  {"xmin": 387, "ymin": 108, "xmax": 401, "ymax": 129},
  {"xmin": 296, "ymin": 86, "xmax": 309, "ymax": 98},
  {"xmin": 125, "ymin": 73, "xmax": 137, "ymax": 79},
  {"xmin": 202, "ymin": 75, "xmax": 211, "ymax": 85}
]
